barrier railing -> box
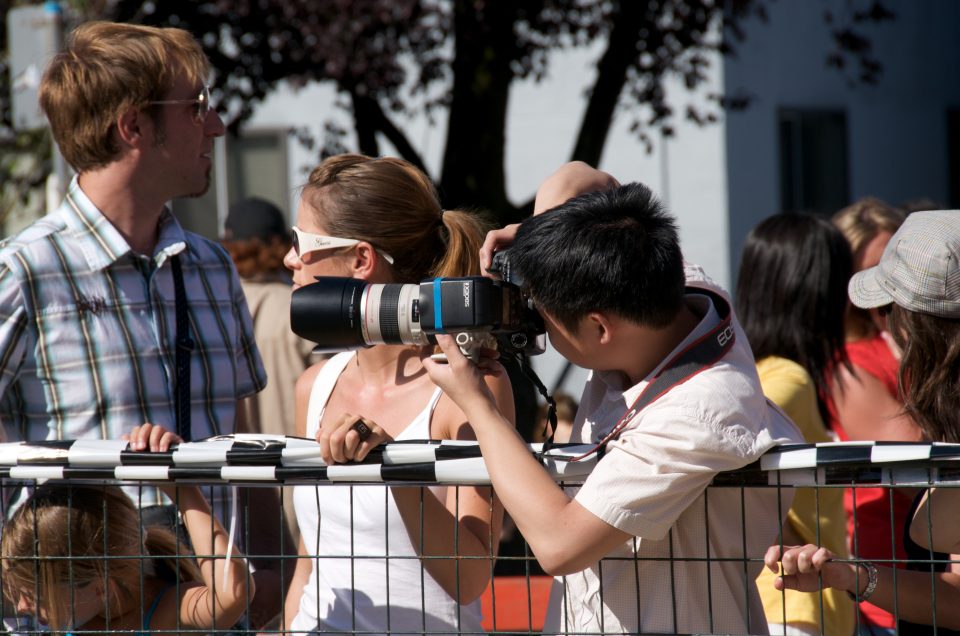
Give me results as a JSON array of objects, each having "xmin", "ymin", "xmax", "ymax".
[{"xmin": 0, "ymin": 435, "xmax": 957, "ymax": 635}]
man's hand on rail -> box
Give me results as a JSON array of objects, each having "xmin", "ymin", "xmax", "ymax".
[{"xmin": 124, "ymin": 422, "xmax": 182, "ymax": 452}]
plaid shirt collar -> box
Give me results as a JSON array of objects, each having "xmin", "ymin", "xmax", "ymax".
[{"xmin": 61, "ymin": 175, "xmax": 191, "ymax": 271}]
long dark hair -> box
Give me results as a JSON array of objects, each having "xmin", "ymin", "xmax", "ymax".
[
  {"xmin": 736, "ymin": 213, "xmax": 852, "ymax": 422},
  {"xmin": 887, "ymin": 306, "xmax": 960, "ymax": 442}
]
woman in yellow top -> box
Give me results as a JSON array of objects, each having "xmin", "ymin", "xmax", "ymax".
[{"xmin": 736, "ymin": 213, "xmax": 856, "ymax": 636}]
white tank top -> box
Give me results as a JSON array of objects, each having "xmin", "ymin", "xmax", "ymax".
[{"xmin": 290, "ymin": 352, "xmax": 483, "ymax": 635}]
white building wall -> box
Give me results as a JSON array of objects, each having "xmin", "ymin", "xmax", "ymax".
[{"xmin": 724, "ymin": 0, "xmax": 960, "ymax": 278}]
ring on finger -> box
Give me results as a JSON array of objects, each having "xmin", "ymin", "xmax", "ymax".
[{"xmin": 351, "ymin": 419, "xmax": 372, "ymax": 442}]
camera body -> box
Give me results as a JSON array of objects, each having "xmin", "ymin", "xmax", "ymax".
[
  {"xmin": 290, "ymin": 276, "xmax": 545, "ymax": 358},
  {"xmin": 487, "ymin": 249, "xmax": 519, "ymax": 286}
]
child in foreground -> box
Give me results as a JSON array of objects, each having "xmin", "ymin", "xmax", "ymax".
[{"xmin": 1, "ymin": 424, "xmax": 251, "ymax": 634}]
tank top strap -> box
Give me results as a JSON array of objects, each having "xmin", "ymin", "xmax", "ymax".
[
  {"xmin": 138, "ymin": 584, "xmax": 173, "ymax": 635},
  {"xmin": 305, "ymin": 351, "xmax": 356, "ymax": 438},
  {"xmin": 426, "ymin": 386, "xmax": 443, "ymax": 418},
  {"xmin": 399, "ymin": 387, "xmax": 445, "ymax": 440}
]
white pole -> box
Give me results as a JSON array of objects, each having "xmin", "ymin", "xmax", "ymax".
[{"xmin": 215, "ymin": 135, "xmax": 229, "ymax": 236}]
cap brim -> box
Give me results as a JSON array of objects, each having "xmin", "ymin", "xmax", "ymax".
[{"xmin": 848, "ymin": 266, "xmax": 894, "ymax": 309}]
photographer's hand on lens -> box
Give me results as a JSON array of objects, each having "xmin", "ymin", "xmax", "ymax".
[
  {"xmin": 317, "ymin": 413, "xmax": 391, "ymax": 464},
  {"xmin": 453, "ymin": 332, "xmax": 499, "ymax": 363},
  {"xmin": 422, "ymin": 334, "xmax": 503, "ymax": 412},
  {"xmin": 124, "ymin": 422, "xmax": 183, "ymax": 452}
]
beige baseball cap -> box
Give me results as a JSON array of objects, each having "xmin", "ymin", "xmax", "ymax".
[{"xmin": 848, "ymin": 209, "xmax": 960, "ymax": 318}]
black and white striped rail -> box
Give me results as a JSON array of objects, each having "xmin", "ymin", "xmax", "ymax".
[{"xmin": 0, "ymin": 435, "xmax": 958, "ymax": 487}]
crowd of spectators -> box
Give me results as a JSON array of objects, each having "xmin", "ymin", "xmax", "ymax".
[{"xmin": 0, "ymin": 18, "xmax": 958, "ymax": 636}]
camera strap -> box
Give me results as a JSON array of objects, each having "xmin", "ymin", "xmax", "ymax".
[
  {"xmin": 544, "ymin": 288, "xmax": 735, "ymax": 462},
  {"xmin": 172, "ymin": 255, "xmax": 194, "ymax": 441}
]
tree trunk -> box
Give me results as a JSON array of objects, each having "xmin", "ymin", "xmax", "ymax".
[
  {"xmin": 350, "ymin": 92, "xmax": 428, "ymax": 173},
  {"xmin": 350, "ymin": 88, "xmax": 381, "ymax": 158},
  {"xmin": 571, "ymin": 2, "xmax": 648, "ymax": 167},
  {"xmin": 440, "ymin": 0, "xmax": 522, "ymax": 225}
]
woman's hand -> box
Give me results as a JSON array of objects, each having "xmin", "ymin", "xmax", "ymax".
[
  {"xmin": 123, "ymin": 422, "xmax": 182, "ymax": 452},
  {"xmin": 317, "ymin": 413, "xmax": 392, "ymax": 464},
  {"xmin": 764, "ymin": 543, "xmax": 858, "ymax": 594},
  {"xmin": 421, "ymin": 334, "xmax": 504, "ymax": 415}
]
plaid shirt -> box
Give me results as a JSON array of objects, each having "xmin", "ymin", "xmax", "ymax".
[{"xmin": 0, "ymin": 177, "xmax": 266, "ymax": 445}]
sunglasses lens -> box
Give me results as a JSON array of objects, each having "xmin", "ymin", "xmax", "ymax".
[
  {"xmin": 291, "ymin": 229, "xmax": 300, "ymax": 256},
  {"xmin": 197, "ymin": 86, "xmax": 211, "ymax": 121}
]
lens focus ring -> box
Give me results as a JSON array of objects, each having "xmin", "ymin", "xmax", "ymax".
[{"xmin": 378, "ymin": 284, "xmax": 403, "ymax": 344}]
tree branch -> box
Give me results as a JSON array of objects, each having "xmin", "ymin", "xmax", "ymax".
[{"xmin": 570, "ymin": 2, "xmax": 647, "ymax": 167}]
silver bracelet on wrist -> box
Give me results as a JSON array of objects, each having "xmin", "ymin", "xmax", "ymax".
[{"xmin": 848, "ymin": 561, "xmax": 878, "ymax": 603}]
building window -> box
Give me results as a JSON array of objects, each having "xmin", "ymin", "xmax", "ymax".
[
  {"xmin": 172, "ymin": 129, "xmax": 290, "ymax": 239},
  {"xmin": 779, "ymin": 109, "xmax": 849, "ymax": 216}
]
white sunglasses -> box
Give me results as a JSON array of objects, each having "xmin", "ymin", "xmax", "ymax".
[{"xmin": 290, "ymin": 226, "xmax": 395, "ymax": 265}]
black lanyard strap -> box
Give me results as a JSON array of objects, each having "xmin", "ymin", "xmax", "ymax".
[
  {"xmin": 562, "ymin": 288, "xmax": 735, "ymax": 462},
  {"xmin": 171, "ymin": 255, "xmax": 194, "ymax": 441}
]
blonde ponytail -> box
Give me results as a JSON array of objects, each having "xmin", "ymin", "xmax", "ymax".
[{"xmin": 431, "ymin": 209, "xmax": 489, "ymax": 278}]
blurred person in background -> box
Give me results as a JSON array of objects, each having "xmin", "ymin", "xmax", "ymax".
[
  {"xmin": 736, "ymin": 213, "xmax": 856, "ymax": 636},
  {"xmin": 768, "ymin": 209, "xmax": 960, "ymax": 635},
  {"xmin": 222, "ymin": 196, "xmax": 315, "ymax": 551},
  {"xmin": 830, "ymin": 198, "xmax": 923, "ymax": 633},
  {"xmin": 223, "ymin": 196, "xmax": 315, "ymax": 441}
]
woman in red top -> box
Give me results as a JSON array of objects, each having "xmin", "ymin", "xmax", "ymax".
[
  {"xmin": 768, "ymin": 209, "xmax": 960, "ymax": 635},
  {"xmin": 826, "ymin": 198, "xmax": 922, "ymax": 633}
]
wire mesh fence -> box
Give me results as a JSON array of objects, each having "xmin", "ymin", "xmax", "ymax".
[{"xmin": 0, "ymin": 436, "xmax": 957, "ymax": 635}]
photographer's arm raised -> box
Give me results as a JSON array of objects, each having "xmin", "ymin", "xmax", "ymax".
[
  {"xmin": 421, "ymin": 335, "xmax": 632, "ymax": 575},
  {"xmin": 480, "ymin": 161, "xmax": 619, "ymax": 274}
]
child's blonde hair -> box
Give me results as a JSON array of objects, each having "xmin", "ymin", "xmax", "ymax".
[{"xmin": 1, "ymin": 485, "xmax": 200, "ymax": 632}]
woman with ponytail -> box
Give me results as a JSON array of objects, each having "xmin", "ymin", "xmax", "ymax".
[{"xmin": 283, "ymin": 154, "xmax": 514, "ymax": 635}]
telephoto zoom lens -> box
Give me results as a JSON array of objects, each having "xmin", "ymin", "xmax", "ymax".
[
  {"xmin": 358, "ymin": 282, "xmax": 425, "ymax": 345},
  {"xmin": 290, "ymin": 277, "xmax": 426, "ymax": 350},
  {"xmin": 290, "ymin": 277, "xmax": 367, "ymax": 350}
]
